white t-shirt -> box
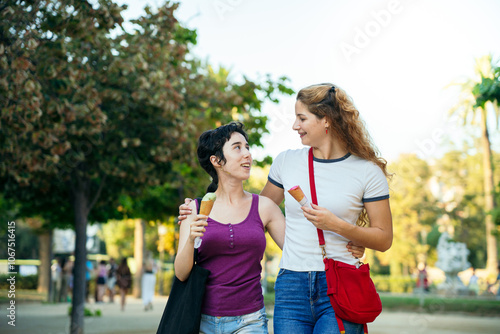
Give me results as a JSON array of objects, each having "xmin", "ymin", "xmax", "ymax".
[{"xmin": 268, "ymin": 148, "xmax": 389, "ymax": 271}]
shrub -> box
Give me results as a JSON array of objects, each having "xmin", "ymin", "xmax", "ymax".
[
  {"xmin": 372, "ymin": 275, "xmax": 416, "ymax": 293},
  {"xmin": 68, "ymin": 306, "xmax": 102, "ymax": 317},
  {"xmin": 156, "ymin": 270, "xmax": 175, "ymax": 295},
  {"xmin": 0, "ymin": 274, "xmax": 38, "ymax": 290},
  {"xmin": 264, "ymin": 276, "xmax": 276, "ymax": 294}
]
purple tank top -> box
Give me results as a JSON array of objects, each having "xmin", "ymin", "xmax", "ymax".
[{"xmin": 197, "ymin": 193, "xmax": 266, "ymax": 316}]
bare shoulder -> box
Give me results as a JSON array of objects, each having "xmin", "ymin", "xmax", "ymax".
[
  {"xmin": 258, "ymin": 194, "xmax": 278, "ymax": 210},
  {"xmin": 258, "ymin": 195, "xmax": 281, "ymax": 222}
]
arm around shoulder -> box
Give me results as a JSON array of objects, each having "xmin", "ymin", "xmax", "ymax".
[
  {"xmin": 259, "ymin": 195, "xmax": 285, "ymax": 250},
  {"xmin": 260, "ymin": 180, "xmax": 285, "ymax": 206}
]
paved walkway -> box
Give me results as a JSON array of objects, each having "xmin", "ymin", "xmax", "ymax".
[{"xmin": 1, "ymin": 296, "xmax": 499, "ymax": 333}]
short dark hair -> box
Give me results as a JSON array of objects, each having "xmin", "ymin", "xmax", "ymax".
[{"xmin": 197, "ymin": 122, "xmax": 248, "ymax": 192}]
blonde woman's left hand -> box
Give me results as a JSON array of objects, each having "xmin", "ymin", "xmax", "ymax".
[{"xmin": 347, "ymin": 241, "xmax": 365, "ymax": 259}]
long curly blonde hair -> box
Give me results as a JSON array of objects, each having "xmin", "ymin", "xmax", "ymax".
[{"xmin": 297, "ymin": 83, "xmax": 391, "ymax": 226}]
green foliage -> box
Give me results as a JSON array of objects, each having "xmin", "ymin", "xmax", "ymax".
[
  {"xmin": 1, "ymin": 5, "xmax": 292, "ymax": 331},
  {"xmin": 426, "ymin": 224, "xmax": 441, "ymax": 248},
  {"xmin": 433, "ymin": 151, "xmax": 489, "ymax": 268},
  {"xmin": 254, "ymin": 155, "xmax": 274, "ymax": 168},
  {"xmin": 100, "ymin": 217, "xmax": 179, "ymax": 261},
  {"xmin": 492, "ymin": 180, "xmax": 500, "ymax": 232},
  {"xmin": 156, "ymin": 270, "xmax": 175, "ymax": 295},
  {"xmin": 264, "ymin": 276, "xmax": 277, "ymax": 294},
  {"xmin": 0, "ymin": 0, "xmax": 293, "ymax": 226},
  {"xmin": 0, "ymin": 274, "xmax": 38, "ymax": 290},
  {"xmin": 263, "ymin": 292, "xmax": 500, "ymax": 316},
  {"xmin": 379, "ymin": 295, "xmax": 500, "ymax": 315},
  {"xmin": 472, "ymin": 55, "xmax": 500, "ymax": 109},
  {"xmin": 0, "ymin": 218, "xmax": 39, "ymax": 259},
  {"xmin": 448, "ymin": 54, "xmax": 499, "ymax": 271},
  {"xmin": 385, "ymin": 148, "xmax": 500, "ymax": 274},
  {"xmin": 371, "ymin": 275, "xmax": 416, "ymax": 293},
  {"xmin": 100, "ymin": 219, "xmax": 135, "ymax": 259},
  {"xmin": 68, "ymin": 306, "xmax": 102, "ymax": 317},
  {"xmin": 385, "ymin": 154, "xmax": 439, "ymax": 275}
]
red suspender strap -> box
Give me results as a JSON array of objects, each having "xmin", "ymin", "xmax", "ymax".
[{"xmin": 308, "ymin": 148, "xmax": 325, "ymax": 246}]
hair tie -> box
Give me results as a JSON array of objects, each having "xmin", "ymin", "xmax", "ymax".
[{"xmin": 330, "ymin": 86, "xmax": 336, "ymax": 93}]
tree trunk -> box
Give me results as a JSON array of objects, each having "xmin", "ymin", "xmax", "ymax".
[
  {"xmin": 37, "ymin": 231, "xmax": 52, "ymax": 300},
  {"xmin": 70, "ymin": 188, "xmax": 89, "ymax": 334},
  {"xmin": 133, "ymin": 218, "xmax": 145, "ymax": 298},
  {"xmin": 480, "ymin": 108, "xmax": 497, "ymax": 273}
]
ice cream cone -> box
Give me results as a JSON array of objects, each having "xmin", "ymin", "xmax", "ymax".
[
  {"xmin": 194, "ymin": 193, "xmax": 216, "ymax": 249},
  {"xmin": 199, "ymin": 192, "xmax": 216, "ymax": 216},
  {"xmin": 288, "ymin": 185, "xmax": 310, "ymax": 207},
  {"xmin": 199, "ymin": 200, "xmax": 215, "ymax": 216}
]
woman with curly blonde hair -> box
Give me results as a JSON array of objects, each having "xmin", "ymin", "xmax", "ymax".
[{"xmin": 262, "ymin": 83, "xmax": 393, "ymax": 334}]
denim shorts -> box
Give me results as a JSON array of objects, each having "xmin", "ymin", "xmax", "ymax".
[
  {"xmin": 200, "ymin": 306, "xmax": 268, "ymax": 334},
  {"xmin": 273, "ymin": 269, "xmax": 363, "ymax": 334}
]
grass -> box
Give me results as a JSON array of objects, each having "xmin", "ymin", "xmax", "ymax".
[
  {"xmin": 379, "ymin": 293, "xmax": 500, "ymax": 316},
  {"xmin": 3, "ymin": 289, "xmax": 500, "ymax": 317},
  {"xmin": 0, "ymin": 289, "xmax": 46, "ymax": 303},
  {"xmin": 264, "ymin": 292, "xmax": 500, "ymax": 317},
  {"xmin": 68, "ymin": 306, "xmax": 102, "ymax": 317}
]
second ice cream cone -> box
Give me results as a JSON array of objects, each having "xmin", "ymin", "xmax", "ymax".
[{"xmin": 288, "ymin": 185, "xmax": 310, "ymax": 207}]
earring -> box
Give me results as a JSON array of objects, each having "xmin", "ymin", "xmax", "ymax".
[{"xmin": 325, "ymin": 128, "xmax": 328, "ymax": 135}]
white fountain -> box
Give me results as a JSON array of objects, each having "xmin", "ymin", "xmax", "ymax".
[{"xmin": 435, "ymin": 232, "xmax": 470, "ymax": 295}]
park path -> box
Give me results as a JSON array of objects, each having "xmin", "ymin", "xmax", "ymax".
[{"xmin": 1, "ymin": 295, "xmax": 499, "ymax": 333}]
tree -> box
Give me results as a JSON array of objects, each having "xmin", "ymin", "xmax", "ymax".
[
  {"xmin": 1, "ymin": 2, "xmax": 127, "ymax": 331},
  {"xmin": 449, "ymin": 55, "xmax": 500, "ymax": 272},
  {"xmin": 433, "ymin": 149, "xmax": 489, "ymax": 268},
  {"xmin": 1, "ymin": 1, "xmax": 291, "ymax": 332},
  {"xmin": 0, "ymin": 149, "xmax": 76, "ymax": 299},
  {"xmin": 386, "ymin": 154, "xmax": 439, "ymax": 275}
]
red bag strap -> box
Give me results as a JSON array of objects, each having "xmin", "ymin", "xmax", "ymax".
[
  {"xmin": 310, "ymin": 148, "xmax": 370, "ymax": 333},
  {"xmin": 308, "ymin": 148, "xmax": 326, "ymax": 251}
]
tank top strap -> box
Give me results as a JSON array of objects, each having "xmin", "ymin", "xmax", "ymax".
[{"xmin": 249, "ymin": 193, "xmax": 259, "ymax": 216}]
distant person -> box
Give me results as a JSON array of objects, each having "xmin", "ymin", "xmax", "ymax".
[
  {"xmin": 63, "ymin": 255, "xmax": 74, "ymax": 302},
  {"xmin": 107, "ymin": 257, "xmax": 118, "ymax": 303},
  {"xmin": 50, "ymin": 257, "xmax": 62, "ymax": 303},
  {"xmin": 497, "ymin": 263, "xmax": 500, "ymax": 300},
  {"xmin": 142, "ymin": 255, "xmax": 156, "ymax": 311},
  {"xmin": 85, "ymin": 259, "xmax": 93, "ymax": 303},
  {"xmin": 416, "ymin": 263, "xmax": 429, "ymax": 292},
  {"xmin": 468, "ymin": 267, "xmax": 480, "ymax": 295},
  {"xmin": 96, "ymin": 260, "xmax": 107, "ymax": 303},
  {"xmin": 489, "ymin": 263, "xmax": 500, "ymax": 299},
  {"xmin": 116, "ymin": 257, "xmax": 132, "ymax": 311}
]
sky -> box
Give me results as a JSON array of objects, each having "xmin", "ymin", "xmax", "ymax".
[{"xmin": 114, "ymin": 0, "xmax": 500, "ymax": 163}]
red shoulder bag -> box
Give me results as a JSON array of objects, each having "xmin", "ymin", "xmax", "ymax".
[{"xmin": 308, "ymin": 148, "xmax": 381, "ymax": 334}]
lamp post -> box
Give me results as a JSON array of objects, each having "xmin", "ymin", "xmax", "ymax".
[{"xmin": 157, "ymin": 224, "xmax": 168, "ymax": 295}]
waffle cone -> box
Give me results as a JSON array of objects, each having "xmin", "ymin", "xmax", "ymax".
[
  {"xmin": 199, "ymin": 200, "xmax": 215, "ymax": 216},
  {"xmin": 288, "ymin": 186, "xmax": 305, "ymax": 202}
]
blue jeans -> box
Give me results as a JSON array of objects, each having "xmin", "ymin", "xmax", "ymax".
[
  {"xmin": 200, "ymin": 306, "xmax": 268, "ymax": 334},
  {"xmin": 274, "ymin": 269, "xmax": 363, "ymax": 334}
]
